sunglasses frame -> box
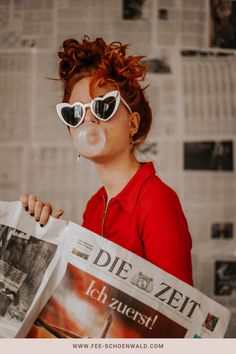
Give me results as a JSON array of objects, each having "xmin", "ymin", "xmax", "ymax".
[{"xmin": 56, "ymin": 90, "xmax": 132, "ymax": 128}]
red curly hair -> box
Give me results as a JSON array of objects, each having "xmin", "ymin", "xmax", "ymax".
[{"xmin": 58, "ymin": 35, "xmax": 152, "ymax": 145}]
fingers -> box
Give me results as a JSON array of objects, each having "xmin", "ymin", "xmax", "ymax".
[
  {"xmin": 52, "ymin": 209, "xmax": 64, "ymax": 219},
  {"xmin": 28, "ymin": 195, "xmax": 36, "ymax": 215},
  {"xmin": 20, "ymin": 193, "xmax": 28, "ymax": 210},
  {"xmin": 34, "ymin": 200, "xmax": 43, "ymax": 222},
  {"xmin": 39, "ymin": 203, "xmax": 52, "ymax": 226},
  {"xmin": 39, "ymin": 206, "xmax": 64, "ymax": 226},
  {"xmin": 19, "ymin": 194, "xmax": 64, "ymax": 227}
]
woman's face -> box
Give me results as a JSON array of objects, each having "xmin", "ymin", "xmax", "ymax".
[{"xmin": 68, "ymin": 77, "xmax": 139, "ymax": 162}]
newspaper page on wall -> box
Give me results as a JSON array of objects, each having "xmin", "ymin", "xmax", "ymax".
[
  {"xmin": 27, "ymin": 222, "xmax": 231, "ymax": 338},
  {"xmin": 0, "ymin": 201, "xmax": 75, "ymax": 338}
]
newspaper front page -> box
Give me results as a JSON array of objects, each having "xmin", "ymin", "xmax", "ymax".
[{"xmin": 27, "ymin": 221, "xmax": 231, "ymax": 338}]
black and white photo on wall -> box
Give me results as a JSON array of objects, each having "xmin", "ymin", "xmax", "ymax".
[{"xmin": 184, "ymin": 141, "xmax": 234, "ymax": 171}]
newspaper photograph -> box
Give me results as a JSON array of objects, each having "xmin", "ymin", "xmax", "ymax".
[
  {"xmin": 26, "ymin": 219, "xmax": 231, "ymax": 339},
  {"xmin": 209, "ymin": 0, "xmax": 236, "ymax": 49},
  {"xmin": 215, "ymin": 260, "xmax": 236, "ymax": 297},
  {"xmin": 142, "ymin": 53, "xmax": 172, "ymax": 74},
  {"xmin": 211, "ymin": 223, "xmax": 234, "ymax": 240},
  {"xmin": 0, "ymin": 225, "xmax": 56, "ymax": 321},
  {"xmin": 28, "ymin": 266, "xmax": 187, "ymax": 338},
  {"xmin": 184, "ymin": 141, "xmax": 234, "ymax": 171},
  {"xmin": 193, "ymin": 249, "xmax": 236, "ymax": 310},
  {"xmin": 122, "ymin": 0, "xmax": 151, "ymax": 21}
]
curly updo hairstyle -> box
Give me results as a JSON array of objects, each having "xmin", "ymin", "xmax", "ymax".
[{"xmin": 58, "ymin": 35, "xmax": 152, "ymax": 145}]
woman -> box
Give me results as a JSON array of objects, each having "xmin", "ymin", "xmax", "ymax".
[{"xmin": 20, "ymin": 35, "xmax": 193, "ymax": 286}]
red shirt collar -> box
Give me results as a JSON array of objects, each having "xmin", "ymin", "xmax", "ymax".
[{"xmin": 98, "ymin": 162, "xmax": 156, "ymax": 214}]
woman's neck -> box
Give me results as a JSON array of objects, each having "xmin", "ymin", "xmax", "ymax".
[{"xmin": 95, "ymin": 152, "xmax": 140, "ymax": 203}]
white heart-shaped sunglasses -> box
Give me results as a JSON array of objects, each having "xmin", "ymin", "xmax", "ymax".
[{"xmin": 56, "ymin": 90, "xmax": 132, "ymax": 128}]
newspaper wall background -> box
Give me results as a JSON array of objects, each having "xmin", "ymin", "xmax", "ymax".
[{"xmin": 0, "ymin": 0, "xmax": 235, "ymax": 337}]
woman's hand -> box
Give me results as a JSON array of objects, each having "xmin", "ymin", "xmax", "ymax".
[{"xmin": 20, "ymin": 193, "xmax": 64, "ymax": 226}]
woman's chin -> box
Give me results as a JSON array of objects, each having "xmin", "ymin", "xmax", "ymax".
[{"xmin": 81, "ymin": 151, "xmax": 106, "ymax": 162}]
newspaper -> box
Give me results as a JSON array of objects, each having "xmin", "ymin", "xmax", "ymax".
[
  {"xmin": 0, "ymin": 201, "xmax": 230, "ymax": 338},
  {"xmin": 0, "ymin": 201, "xmax": 74, "ymax": 338}
]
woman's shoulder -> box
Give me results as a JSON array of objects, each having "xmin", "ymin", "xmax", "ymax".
[
  {"xmin": 137, "ymin": 173, "xmax": 189, "ymax": 231},
  {"xmin": 140, "ymin": 173, "xmax": 180, "ymax": 207}
]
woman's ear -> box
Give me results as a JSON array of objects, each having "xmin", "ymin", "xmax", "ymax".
[{"xmin": 129, "ymin": 112, "xmax": 140, "ymax": 137}]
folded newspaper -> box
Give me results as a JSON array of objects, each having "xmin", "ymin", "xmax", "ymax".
[{"xmin": 0, "ymin": 201, "xmax": 231, "ymax": 338}]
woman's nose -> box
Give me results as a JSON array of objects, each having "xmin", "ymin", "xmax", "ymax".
[{"xmin": 84, "ymin": 107, "xmax": 99, "ymax": 124}]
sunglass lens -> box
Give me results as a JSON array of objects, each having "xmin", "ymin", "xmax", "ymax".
[
  {"xmin": 61, "ymin": 105, "xmax": 83, "ymax": 126},
  {"xmin": 93, "ymin": 96, "xmax": 116, "ymax": 120}
]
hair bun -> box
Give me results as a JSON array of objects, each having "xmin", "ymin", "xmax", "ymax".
[
  {"xmin": 58, "ymin": 35, "xmax": 146, "ymax": 84},
  {"xmin": 58, "ymin": 36, "xmax": 107, "ymax": 80}
]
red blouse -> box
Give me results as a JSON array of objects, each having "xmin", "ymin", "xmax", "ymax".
[{"xmin": 82, "ymin": 162, "xmax": 193, "ymax": 286}]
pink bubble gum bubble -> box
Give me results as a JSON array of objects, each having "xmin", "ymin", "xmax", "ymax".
[{"xmin": 73, "ymin": 122, "xmax": 106, "ymax": 156}]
